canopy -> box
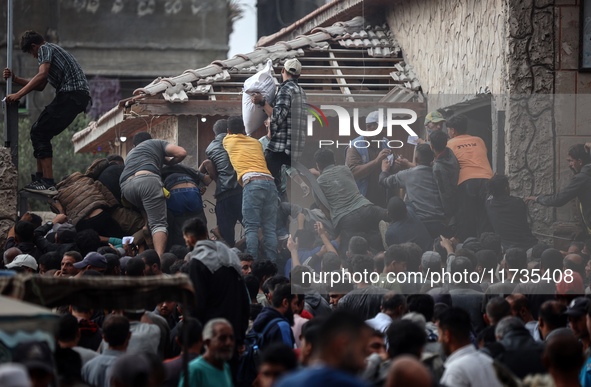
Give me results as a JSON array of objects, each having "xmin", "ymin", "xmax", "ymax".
[
  {"xmin": 0, "ymin": 274, "xmax": 196, "ymax": 310},
  {"xmin": 0, "ymin": 295, "xmax": 59, "ymax": 334}
]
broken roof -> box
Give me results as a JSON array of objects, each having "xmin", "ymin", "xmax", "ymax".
[{"xmin": 73, "ymin": 15, "xmax": 423, "ymax": 153}]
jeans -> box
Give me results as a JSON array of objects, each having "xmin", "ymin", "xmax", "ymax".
[
  {"xmin": 242, "ymin": 179, "xmax": 278, "ymax": 261},
  {"xmin": 167, "ymin": 187, "xmax": 203, "ymax": 215},
  {"xmin": 216, "ymin": 193, "xmax": 243, "ymax": 247}
]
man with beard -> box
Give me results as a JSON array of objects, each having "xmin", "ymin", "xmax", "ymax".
[
  {"xmin": 439, "ymin": 307, "xmax": 503, "ymax": 387},
  {"xmin": 179, "ymin": 318, "xmax": 234, "ymax": 387},
  {"xmin": 275, "ymin": 311, "xmax": 372, "ymax": 387},
  {"xmin": 527, "ymin": 144, "xmax": 591, "ymax": 237},
  {"xmin": 251, "ymin": 283, "xmax": 297, "ymax": 350},
  {"xmin": 58, "ymin": 251, "xmax": 82, "ymax": 277}
]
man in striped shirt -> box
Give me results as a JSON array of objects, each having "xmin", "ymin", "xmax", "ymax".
[{"xmin": 4, "ymin": 30, "xmax": 90, "ymax": 195}]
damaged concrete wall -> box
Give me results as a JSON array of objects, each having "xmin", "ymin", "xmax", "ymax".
[
  {"xmin": 385, "ymin": 0, "xmax": 507, "ymax": 99},
  {"xmin": 504, "ymin": 0, "xmax": 556, "ymax": 238},
  {"xmin": 0, "ymin": 148, "xmax": 18, "ymax": 250}
]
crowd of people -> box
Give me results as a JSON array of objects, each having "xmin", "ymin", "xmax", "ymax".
[{"xmin": 4, "ymin": 31, "xmax": 591, "ymax": 387}]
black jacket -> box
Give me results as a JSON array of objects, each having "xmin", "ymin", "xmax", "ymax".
[
  {"xmin": 251, "ymin": 306, "xmax": 294, "ymax": 350},
  {"xmin": 537, "ymin": 164, "xmax": 591, "ymax": 230},
  {"xmin": 188, "ymin": 256, "xmax": 250, "ymax": 345},
  {"xmin": 482, "ymin": 328, "xmax": 545, "ymax": 379},
  {"xmin": 205, "ymin": 133, "xmax": 242, "ymax": 200},
  {"xmin": 486, "ymin": 195, "xmax": 538, "ymax": 250}
]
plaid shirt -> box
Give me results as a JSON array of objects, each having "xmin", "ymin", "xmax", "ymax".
[
  {"xmin": 268, "ymin": 78, "xmax": 307, "ymax": 160},
  {"xmin": 38, "ymin": 43, "xmax": 89, "ymax": 94}
]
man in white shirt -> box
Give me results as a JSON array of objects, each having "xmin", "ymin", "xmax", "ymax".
[
  {"xmin": 438, "ymin": 307, "xmax": 503, "ymax": 387},
  {"xmin": 365, "ymin": 292, "xmax": 406, "ymax": 333}
]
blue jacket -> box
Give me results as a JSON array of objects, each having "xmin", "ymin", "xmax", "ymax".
[{"xmin": 251, "ymin": 307, "xmax": 294, "ymax": 350}]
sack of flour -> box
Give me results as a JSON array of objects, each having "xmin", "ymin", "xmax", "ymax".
[{"xmin": 242, "ymin": 59, "xmax": 276, "ymax": 135}]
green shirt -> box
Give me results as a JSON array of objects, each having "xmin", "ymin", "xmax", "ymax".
[
  {"xmin": 178, "ymin": 356, "xmax": 233, "ymax": 387},
  {"xmin": 317, "ymin": 164, "xmax": 372, "ymax": 227}
]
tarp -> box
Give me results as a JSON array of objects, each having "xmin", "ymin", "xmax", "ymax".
[
  {"xmin": 0, "ymin": 295, "xmax": 59, "ymax": 334},
  {"xmin": 0, "ymin": 274, "xmax": 196, "ymax": 310}
]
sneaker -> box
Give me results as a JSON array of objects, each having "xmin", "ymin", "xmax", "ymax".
[{"xmin": 23, "ymin": 180, "xmax": 58, "ymax": 196}]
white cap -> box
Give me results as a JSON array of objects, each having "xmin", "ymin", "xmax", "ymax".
[
  {"xmin": 366, "ymin": 111, "xmax": 384, "ymax": 124},
  {"xmin": 6, "ymin": 254, "xmax": 38, "ymax": 271},
  {"xmin": 283, "ymin": 58, "xmax": 302, "ymax": 76},
  {"xmin": 0, "ymin": 364, "xmax": 32, "ymax": 387}
]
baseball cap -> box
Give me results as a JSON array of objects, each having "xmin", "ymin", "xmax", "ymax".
[
  {"xmin": 424, "ymin": 111, "xmax": 446, "ymax": 125},
  {"xmin": 366, "ymin": 111, "xmax": 385, "ymax": 124},
  {"xmin": 283, "ymin": 58, "xmax": 302, "ymax": 76},
  {"xmin": 12, "ymin": 341, "xmax": 54, "ymax": 375},
  {"xmin": 557, "ymin": 272, "xmax": 585, "ymax": 296},
  {"xmin": 6, "ymin": 255, "xmax": 38, "ymax": 271},
  {"xmin": 564, "ymin": 296, "xmax": 590, "ymax": 317},
  {"xmin": 73, "ymin": 252, "xmax": 107, "ymax": 269},
  {"xmin": 56, "ymin": 224, "xmax": 77, "ymax": 243},
  {"xmin": 0, "ymin": 364, "xmax": 31, "ymax": 387}
]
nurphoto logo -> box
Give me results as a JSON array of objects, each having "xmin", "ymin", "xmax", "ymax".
[{"xmin": 305, "ymin": 106, "xmax": 420, "ymax": 149}]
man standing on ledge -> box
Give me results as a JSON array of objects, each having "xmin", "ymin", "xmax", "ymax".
[
  {"xmin": 251, "ymin": 58, "xmax": 307, "ymax": 192},
  {"xmin": 4, "ymin": 30, "xmax": 91, "ymax": 195}
]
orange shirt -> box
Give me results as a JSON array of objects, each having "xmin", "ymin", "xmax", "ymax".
[{"xmin": 447, "ymin": 134, "xmax": 493, "ymax": 185}]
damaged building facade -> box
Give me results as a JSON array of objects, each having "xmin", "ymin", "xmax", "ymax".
[{"xmin": 72, "ymin": 0, "xmax": 591, "ymax": 243}]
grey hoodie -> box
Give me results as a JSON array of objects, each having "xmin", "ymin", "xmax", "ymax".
[{"xmin": 190, "ymin": 240, "xmax": 242, "ymax": 275}]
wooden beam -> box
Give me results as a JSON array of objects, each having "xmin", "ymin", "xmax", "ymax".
[{"xmin": 328, "ymin": 51, "xmax": 354, "ymax": 102}]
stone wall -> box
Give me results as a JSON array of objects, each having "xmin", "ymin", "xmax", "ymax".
[
  {"xmin": 503, "ymin": 0, "xmax": 556, "ymax": 238},
  {"xmin": 385, "ymin": 0, "xmax": 571, "ymax": 239},
  {"xmin": 0, "ymin": 148, "xmax": 18, "ymax": 250},
  {"xmin": 385, "ymin": 0, "xmax": 507, "ymax": 99}
]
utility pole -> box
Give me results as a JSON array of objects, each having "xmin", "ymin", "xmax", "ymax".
[{"xmin": 3, "ymin": 0, "xmax": 19, "ymax": 169}]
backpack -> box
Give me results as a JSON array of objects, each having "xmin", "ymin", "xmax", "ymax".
[{"xmin": 236, "ymin": 317, "xmax": 285, "ymax": 387}]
